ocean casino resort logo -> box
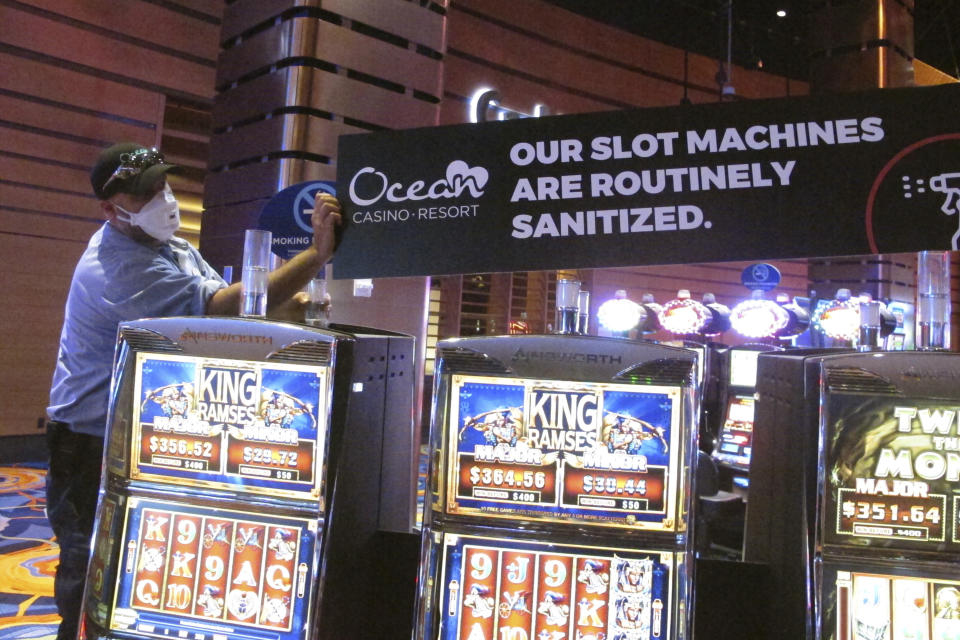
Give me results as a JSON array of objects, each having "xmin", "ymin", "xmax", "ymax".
[{"xmin": 347, "ymin": 160, "xmax": 489, "ymax": 224}]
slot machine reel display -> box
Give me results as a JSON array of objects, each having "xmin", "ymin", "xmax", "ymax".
[
  {"xmin": 81, "ymin": 316, "xmax": 416, "ymax": 640},
  {"xmin": 415, "ymin": 335, "xmax": 699, "ymax": 640},
  {"xmin": 815, "ymin": 351, "xmax": 960, "ymax": 640},
  {"xmin": 711, "ymin": 345, "xmax": 780, "ymax": 483}
]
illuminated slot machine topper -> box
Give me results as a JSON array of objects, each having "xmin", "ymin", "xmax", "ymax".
[
  {"xmin": 420, "ymin": 532, "xmax": 687, "ymax": 640},
  {"xmin": 88, "ymin": 496, "xmax": 319, "ymax": 640},
  {"xmin": 128, "ymin": 352, "xmax": 331, "ymax": 502},
  {"xmin": 818, "ymin": 560, "xmax": 960, "ymax": 640},
  {"xmin": 429, "ymin": 335, "xmax": 697, "ymax": 536},
  {"xmin": 818, "ymin": 352, "xmax": 960, "ymax": 559}
]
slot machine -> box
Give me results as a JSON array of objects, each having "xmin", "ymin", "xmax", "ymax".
[
  {"xmin": 741, "ymin": 348, "xmax": 853, "ymax": 640},
  {"xmin": 414, "ymin": 334, "xmax": 699, "ymax": 640},
  {"xmin": 697, "ymin": 344, "xmax": 780, "ymax": 559},
  {"xmin": 815, "ymin": 351, "xmax": 960, "ymax": 640},
  {"xmin": 80, "ymin": 316, "xmax": 417, "ymax": 640},
  {"xmin": 711, "ymin": 344, "xmax": 782, "ymax": 495}
]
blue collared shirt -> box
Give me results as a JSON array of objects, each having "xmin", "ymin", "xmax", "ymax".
[{"xmin": 48, "ymin": 223, "xmax": 228, "ymax": 436}]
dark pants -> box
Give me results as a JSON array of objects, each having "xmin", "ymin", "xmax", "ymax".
[{"xmin": 45, "ymin": 421, "xmax": 104, "ymax": 640}]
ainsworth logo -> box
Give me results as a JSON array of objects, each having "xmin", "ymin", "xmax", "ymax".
[{"xmin": 348, "ymin": 160, "xmax": 489, "ymax": 206}]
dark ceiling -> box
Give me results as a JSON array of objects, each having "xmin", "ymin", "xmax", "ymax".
[{"xmin": 545, "ymin": 0, "xmax": 960, "ymax": 82}]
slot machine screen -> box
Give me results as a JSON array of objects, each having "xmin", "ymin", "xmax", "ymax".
[
  {"xmin": 821, "ymin": 390, "xmax": 960, "ymax": 556},
  {"xmin": 714, "ymin": 395, "xmax": 755, "ymax": 468},
  {"xmin": 433, "ymin": 533, "xmax": 683, "ymax": 640},
  {"xmin": 129, "ymin": 353, "xmax": 331, "ymax": 501},
  {"xmin": 728, "ymin": 349, "xmax": 761, "ymax": 388},
  {"xmin": 445, "ymin": 374, "xmax": 685, "ymax": 532},
  {"xmin": 105, "ymin": 497, "xmax": 318, "ymax": 640},
  {"xmin": 819, "ymin": 562, "xmax": 960, "ymax": 640}
]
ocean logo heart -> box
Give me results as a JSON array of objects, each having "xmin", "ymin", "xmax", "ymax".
[{"xmin": 446, "ymin": 160, "xmax": 489, "ymax": 198}]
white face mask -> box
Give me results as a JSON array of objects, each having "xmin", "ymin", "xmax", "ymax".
[{"xmin": 114, "ymin": 183, "xmax": 181, "ymax": 242}]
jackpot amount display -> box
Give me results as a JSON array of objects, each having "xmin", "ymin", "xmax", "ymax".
[
  {"xmin": 130, "ymin": 353, "xmax": 328, "ymax": 499},
  {"xmin": 436, "ymin": 534, "xmax": 677, "ymax": 640},
  {"xmin": 446, "ymin": 376, "xmax": 684, "ymax": 530},
  {"xmin": 109, "ymin": 498, "xmax": 317, "ymax": 640},
  {"xmin": 823, "ymin": 395, "xmax": 960, "ymax": 551},
  {"xmin": 825, "ymin": 569, "xmax": 960, "ymax": 640}
]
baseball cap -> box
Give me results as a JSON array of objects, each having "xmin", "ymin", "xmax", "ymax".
[{"xmin": 90, "ymin": 142, "xmax": 179, "ymax": 200}]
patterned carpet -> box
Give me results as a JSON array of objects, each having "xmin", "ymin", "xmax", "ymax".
[{"xmin": 0, "ymin": 465, "xmax": 59, "ymax": 639}]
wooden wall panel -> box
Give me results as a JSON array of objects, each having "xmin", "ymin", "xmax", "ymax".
[
  {"xmin": 1, "ymin": 5, "xmax": 216, "ymax": 101},
  {"xmin": 205, "ymin": 159, "xmax": 337, "ymax": 208},
  {"xmin": 443, "ymin": 0, "xmax": 807, "ymax": 121},
  {"xmin": 217, "ymin": 20, "xmax": 442, "ymax": 98},
  {"xmin": 17, "ymin": 0, "xmax": 220, "ymax": 61},
  {"xmin": 447, "ymin": 10, "xmax": 686, "ymax": 108},
  {"xmin": 324, "ymin": 0, "xmax": 446, "ymax": 51},
  {"xmin": 310, "ymin": 71, "xmax": 438, "ymax": 130},
  {"xmin": 0, "ymin": 210, "xmax": 101, "ymax": 242},
  {"xmin": 0, "ymin": 0, "xmax": 223, "ymax": 437},
  {"xmin": 0, "ymin": 52, "xmax": 163, "ymax": 123},
  {"xmin": 210, "ymin": 115, "xmax": 362, "ymax": 169},
  {"xmin": 220, "ymin": 0, "xmax": 294, "ymax": 44},
  {"xmin": 0, "ymin": 94, "xmax": 160, "ymax": 146}
]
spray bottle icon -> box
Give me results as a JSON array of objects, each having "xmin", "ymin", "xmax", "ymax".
[{"xmin": 929, "ymin": 172, "xmax": 960, "ymax": 249}]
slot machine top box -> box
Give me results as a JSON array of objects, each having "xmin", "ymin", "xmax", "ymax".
[
  {"xmin": 104, "ymin": 317, "xmax": 354, "ymax": 510},
  {"xmin": 818, "ymin": 351, "xmax": 960, "ymax": 561},
  {"xmin": 428, "ymin": 335, "xmax": 699, "ymax": 537}
]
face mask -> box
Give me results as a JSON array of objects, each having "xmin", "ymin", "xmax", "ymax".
[{"xmin": 114, "ymin": 183, "xmax": 181, "ymax": 242}]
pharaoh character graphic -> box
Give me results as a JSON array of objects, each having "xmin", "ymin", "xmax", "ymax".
[
  {"xmin": 601, "ymin": 412, "xmax": 668, "ymax": 455},
  {"xmin": 259, "ymin": 391, "xmax": 310, "ymax": 429},
  {"xmin": 615, "ymin": 595, "xmax": 647, "ymax": 630},
  {"xmin": 616, "ymin": 558, "xmax": 652, "ymax": 594},
  {"xmin": 460, "ymin": 407, "xmax": 525, "ymax": 447},
  {"xmin": 144, "ymin": 383, "xmax": 194, "ymax": 420}
]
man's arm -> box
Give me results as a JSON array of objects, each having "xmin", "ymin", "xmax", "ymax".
[{"xmin": 205, "ymin": 192, "xmax": 341, "ymax": 317}]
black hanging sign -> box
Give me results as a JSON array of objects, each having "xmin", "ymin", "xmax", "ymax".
[{"xmin": 332, "ymin": 84, "xmax": 960, "ymax": 278}]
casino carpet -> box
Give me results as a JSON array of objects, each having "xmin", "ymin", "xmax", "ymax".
[
  {"xmin": 0, "ymin": 465, "xmax": 59, "ymax": 640},
  {"xmin": 0, "ymin": 455, "xmax": 430, "ymax": 640}
]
